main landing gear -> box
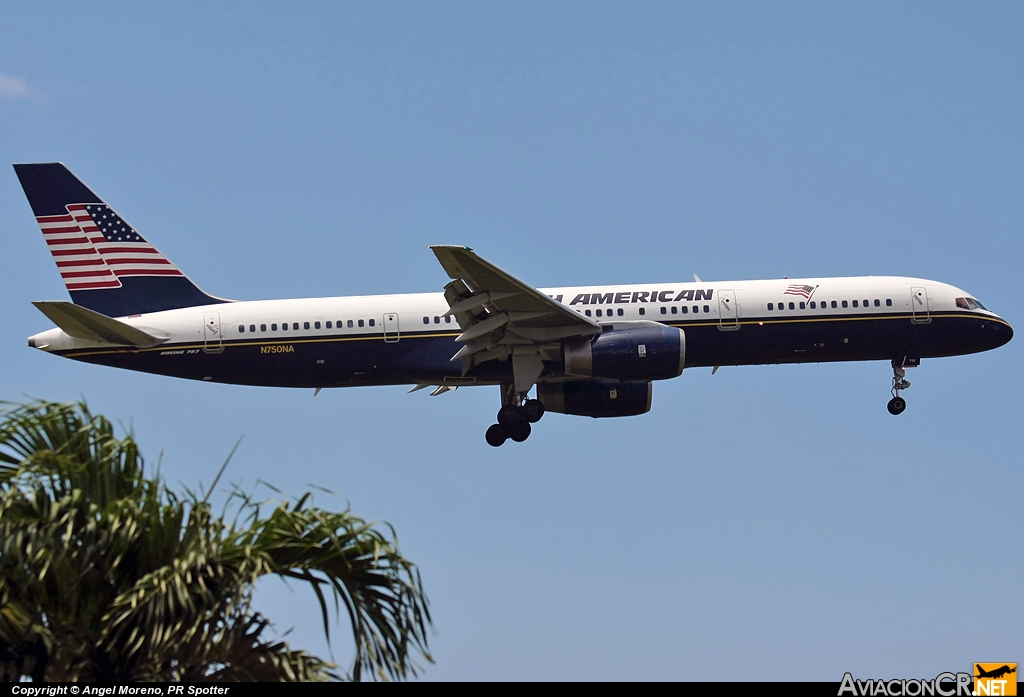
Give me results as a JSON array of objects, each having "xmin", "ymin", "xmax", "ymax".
[
  {"xmin": 887, "ymin": 358, "xmax": 911, "ymax": 415},
  {"xmin": 486, "ymin": 387, "xmax": 545, "ymax": 447}
]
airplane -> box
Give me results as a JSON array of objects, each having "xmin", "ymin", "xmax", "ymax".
[
  {"xmin": 975, "ymin": 665, "xmax": 1016, "ymax": 680},
  {"xmin": 14, "ymin": 163, "xmax": 1014, "ymax": 446}
]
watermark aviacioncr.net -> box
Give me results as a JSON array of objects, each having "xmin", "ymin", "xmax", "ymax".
[{"xmin": 838, "ymin": 664, "xmax": 1017, "ymax": 697}]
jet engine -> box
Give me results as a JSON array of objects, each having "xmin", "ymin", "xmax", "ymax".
[
  {"xmin": 537, "ymin": 380, "xmax": 653, "ymax": 418},
  {"xmin": 562, "ymin": 325, "xmax": 685, "ymax": 381}
]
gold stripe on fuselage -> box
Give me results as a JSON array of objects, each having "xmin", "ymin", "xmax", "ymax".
[{"xmin": 55, "ymin": 312, "xmax": 1006, "ymax": 359}]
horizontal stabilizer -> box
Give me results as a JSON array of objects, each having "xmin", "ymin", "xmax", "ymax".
[{"xmin": 32, "ymin": 301, "xmax": 168, "ymax": 347}]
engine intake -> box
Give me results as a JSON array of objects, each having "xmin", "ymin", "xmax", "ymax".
[
  {"xmin": 538, "ymin": 380, "xmax": 653, "ymax": 418},
  {"xmin": 563, "ymin": 326, "xmax": 685, "ymax": 381}
]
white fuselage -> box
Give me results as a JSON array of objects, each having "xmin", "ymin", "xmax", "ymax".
[{"xmin": 28, "ymin": 275, "xmax": 1004, "ymax": 358}]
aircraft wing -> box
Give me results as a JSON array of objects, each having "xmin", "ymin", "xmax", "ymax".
[{"xmin": 430, "ymin": 245, "xmax": 600, "ymax": 377}]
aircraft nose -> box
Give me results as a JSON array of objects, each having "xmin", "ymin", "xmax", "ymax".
[
  {"xmin": 992, "ymin": 318, "xmax": 1013, "ymax": 348},
  {"xmin": 995, "ymin": 317, "xmax": 1011, "ymax": 345}
]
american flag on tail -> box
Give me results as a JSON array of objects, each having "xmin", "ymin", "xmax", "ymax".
[
  {"xmin": 783, "ymin": 284, "xmax": 816, "ymax": 299},
  {"xmin": 36, "ymin": 204, "xmax": 183, "ymax": 291}
]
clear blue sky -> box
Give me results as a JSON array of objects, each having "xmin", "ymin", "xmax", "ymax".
[{"xmin": 1, "ymin": 2, "xmax": 1020, "ymax": 680}]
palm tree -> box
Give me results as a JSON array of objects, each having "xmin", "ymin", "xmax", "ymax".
[{"xmin": 0, "ymin": 400, "xmax": 431, "ymax": 681}]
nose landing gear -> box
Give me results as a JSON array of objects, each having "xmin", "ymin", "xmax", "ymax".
[
  {"xmin": 887, "ymin": 359, "xmax": 911, "ymax": 415},
  {"xmin": 486, "ymin": 386, "xmax": 545, "ymax": 446}
]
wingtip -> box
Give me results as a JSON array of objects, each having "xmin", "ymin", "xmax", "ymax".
[{"xmin": 429, "ymin": 244, "xmax": 473, "ymax": 252}]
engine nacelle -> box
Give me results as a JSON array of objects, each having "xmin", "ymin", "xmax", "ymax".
[
  {"xmin": 538, "ymin": 380, "xmax": 653, "ymax": 418},
  {"xmin": 563, "ymin": 326, "xmax": 685, "ymax": 381}
]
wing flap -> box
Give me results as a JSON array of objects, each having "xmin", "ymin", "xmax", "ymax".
[
  {"xmin": 430, "ymin": 246, "xmax": 599, "ymax": 332},
  {"xmin": 429, "ymin": 246, "xmax": 600, "ymax": 385}
]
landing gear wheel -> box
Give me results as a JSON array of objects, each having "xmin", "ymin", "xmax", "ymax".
[
  {"xmin": 523, "ymin": 399, "xmax": 545, "ymax": 423},
  {"xmin": 887, "ymin": 397, "xmax": 906, "ymax": 415},
  {"xmin": 485, "ymin": 424, "xmax": 508, "ymax": 447},
  {"xmin": 497, "ymin": 404, "xmax": 523, "ymax": 427},
  {"xmin": 508, "ymin": 420, "xmax": 532, "ymax": 443},
  {"xmin": 888, "ymin": 359, "xmax": 912, "ymax": 416}
]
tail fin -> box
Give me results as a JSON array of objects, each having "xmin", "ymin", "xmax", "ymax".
[{"xmin": 14, "ymin": 163, "xmax": 227, "ymax": 316}]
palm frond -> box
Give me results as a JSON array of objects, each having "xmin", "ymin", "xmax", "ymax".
[{"xmin": 0, "ymin": 400, "xmax": 432, "ymax": 681}]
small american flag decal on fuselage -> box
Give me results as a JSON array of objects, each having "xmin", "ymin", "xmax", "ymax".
[{"xmin": 783, "ymin": 284, "xmax": 816, "ymax": 299}]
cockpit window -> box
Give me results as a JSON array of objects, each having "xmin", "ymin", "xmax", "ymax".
[{"xmin": 956, "ymin": 297, "xmax": 988, "ymax": 311}]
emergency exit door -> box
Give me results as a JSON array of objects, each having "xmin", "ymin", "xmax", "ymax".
[
  {"xmin": 203, "ymin": 312, "xmax": 223, "ymax": 353},
  {"xmin": 383, "ymin": 313, "xmax": 400, "ymax": 343},
  {"xmin": 718, "ymin": 290, "xmax": 739, "ymax": 330}
]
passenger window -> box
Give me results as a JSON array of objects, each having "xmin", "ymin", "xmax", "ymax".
[
  {"xmin": 315, "ymin": 321, "xmax": 321, "ymax": 329},
  {"xmin": 238, "ymin": 325, "xmax": 245, "ymax": 333},
  {"xmin": 434, "ymin": 316, "xmax": 440, "ymax": 323},
  {"xmin": 260, "ymin": 324, "xmax": 266, "ymax": 332},
  {"xmin": 768, "ymin": 303, "xmax": 774, "ymax": 310},
  {"xmin": 692, "ymin": 305, "xmax": 699, "ymax": 313},
  {"xmin": 852, "ymin": 300, "xmax": 858, "ymax": 308},
  {"xmin": 358, "ymin": 319, "xmax": 364, "ymax": 327},
  {"xmin": 326, "ymin": 321, "xmax": 332, "ymax": 329},
  {"xmin": 271, "ymin": 323, "xmax": 277, "ymax": 331},
  {"xmin": 292, "ymin": 322, "xmax": 299, "ymax": 330},
  {"xmin": 671, "ymin": 306, "xmax": 677, "ymax": 314},
  {"xmin": 596, "ymin": 309, "xmax": 603, "ymax": 317},
  {"xmin": 831, "ymin": 301, "xmax": 837, "ymax": 309},
  {"xmin": 617, "ymin": 308, "xmax": 624, "ymax": 316},
  {"xmin": 585, "ymin": 310, "xmax": 592, "ymax": 317},
  {"xmin": 680, "ymin": 306, "xmax": 688, "ymax": 314},
  {"xmin": 873, "ymin": 299, "xmax": 880, "ymax": 307},
  {"xmin": 347, "ymin": 320, "xmax": 354, "ymax": 327},
  {"xmin": 703, "ymin": 305, "xmax": 710, "ymax": 313},
  {"xmin": 423, "ymin": 317, "xmax": 429, "ymax": 324},
  {"xmin": 249, "ymin": 324, "xmax": 256, "ymax": 333},
  {"xmin": 841, "ymin": 300, "xmax": 848, "ymax": 308},
  {"xmin": 788, "ymin": 302, "xmax": 795, "ymax": 310},
  {"xmin": 445, "ymin": 315, "xmax": 452, "ymax": 323},
  {"xmin": 638, "ymin": 307, "xmax": 645, "ymax": 316},
  {"xmin": 886, "ymin": 299, "xmax": 892, "ymax": 307},
  {"xmin": 809, "ymin": 302, "xmax": 815, "ymax": 309},
  {"xmin": 304, "ymin": 322, "xmax": 310, "ymax": 330},
  {"xmin": 369, "ymin": 319, "xmax": 375, "ymax": 327},
  {"xmin": 863, "ymin": 299, "xmax": 868, "ymax": 307},
  {"xmin": 799, "ymin": 302, "xmax": 805, "ymax": 309},
  {"xmin": 660, "ymin": 307, "xmax": 667, "ymax": 315},
  {"xmin": 282, "ymin": 323, "xmax": 288, "ymax": 331}
]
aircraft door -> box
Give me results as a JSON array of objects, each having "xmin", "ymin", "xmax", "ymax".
[
  {"xmin": 718, "ymin": 290, "xmax": 739, "ymax": 330},
  {"xmin": 203, "ymin": 312, "xmax": 223, "ymax": 353},
  {"xmin": 911, "ymin": 286, "xmax": 931, "ymax": 324},
  {"xmin": 383, "ymin": 313, "xmax": 400, "ymax": 343}
]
